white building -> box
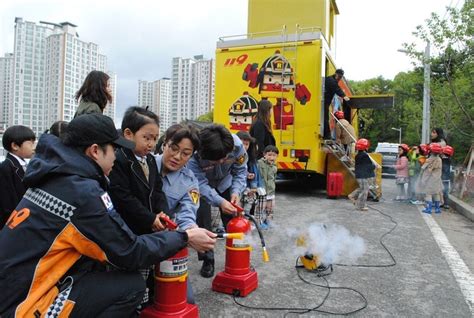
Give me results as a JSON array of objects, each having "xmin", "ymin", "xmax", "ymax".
[
  {"xmin": 2, "ymin": 18, "xmax": 115, "ymax": 136},
  {"xmin": 0, "ymin": 53, "xmax": 14, "ymax": 130},
  {"xmin": 138, "ymin": 78, "xmax": 172, "ymax": 131},
  {"xmin": 171, "ymin": 55, "xmax": 215, "ymax": 125}
]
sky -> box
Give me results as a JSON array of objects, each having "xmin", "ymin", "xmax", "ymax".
[{"xmin": 0, "ymin": 0, "xmax": 461, "ymax": 121}]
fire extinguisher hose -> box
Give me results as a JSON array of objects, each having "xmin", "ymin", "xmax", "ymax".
[{"xmin": 244, "ymin": 213, "xmax": 270, "ymax": 262}]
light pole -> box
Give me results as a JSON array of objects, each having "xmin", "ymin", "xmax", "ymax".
[
  {"xmin": 391, "ymin": 127, "xmax": 402, "ymax": 144},
  {"xmin": 397, "ymin": 41, "xmax": 431, "ymax": 144}
]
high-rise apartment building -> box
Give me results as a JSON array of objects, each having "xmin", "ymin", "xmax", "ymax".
[
  {"xmin": 0, "ymin": 53, "xmax": 14, "ymax": 130},
  {"xmin": 0, "ymin": 18, "xmax": 115, "ymax": 136},
  {"xmin": 171, "ymin": 55, "xmax": 215, "ymax": 125},
  {"xmin": 138, "ymin": 78, "xmax": 172, "ymax": 131}
]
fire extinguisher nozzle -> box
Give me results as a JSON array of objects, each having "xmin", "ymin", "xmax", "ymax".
[
  {"xmin": 225, "ymin": 232, "xmax": 244, "ymax": 240},
  {"xmin": 262, "ymin": 247, "xmax": 270, "ymax": 262}
]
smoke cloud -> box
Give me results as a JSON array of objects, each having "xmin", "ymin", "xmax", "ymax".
[{"xmin": 289, "ymin": 223, "xmax": 366, "ymax": 265}]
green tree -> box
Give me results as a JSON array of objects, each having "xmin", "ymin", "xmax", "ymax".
[
  {"xmin": 196, "ymin": 109, "xmax": 213, "ymax": 122},
  {"xmin": 402, "ymin": 0, "xmax": 474, "ymax": 161}
]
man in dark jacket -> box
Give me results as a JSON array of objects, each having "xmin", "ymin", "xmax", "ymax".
[
  {"xmin": 324, "ymin": 69, "xmax": 350, "ymax": 139},
  {"xmin": 0, "ymin": 114, "xmax": 216, "ymax": 317}
]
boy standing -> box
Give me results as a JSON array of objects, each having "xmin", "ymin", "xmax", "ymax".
[
  {"xmin": 348, "ymin": 139, "xmax": 375, "ymax": 211},
  {"xmin": 258, "ymin": 145, "xmax": 279, "ymax": 229},
  {"xmin": 0, "ymin": 125, "xmax": 36, "ymax": 228}
]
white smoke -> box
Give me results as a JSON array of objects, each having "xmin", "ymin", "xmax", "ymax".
[{"xmin": 289, "ymin": 223, "xmax": 366, "ymax": 265}]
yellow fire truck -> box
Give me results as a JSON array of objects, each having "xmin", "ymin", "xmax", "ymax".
[{"xmin": 213, "ymin": 0, "xmax": 390, "ymax": 197}]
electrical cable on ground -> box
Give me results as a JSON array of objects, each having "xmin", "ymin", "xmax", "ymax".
[
  {"xmin": 231, "ymin": 258, "xmax": 368, "ymax": 316},
  {"xmin": 334, "ymin": 203, "xmax": 398, "ymax": 268},
  {"xmin": 231, "ymin": 201, "xmax": 398, "ymax": 315}
]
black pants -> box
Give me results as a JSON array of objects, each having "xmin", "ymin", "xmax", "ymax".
[
  {"xmin": 323, "ymin": 101, "xmax": 331, "ymax": 139},
  {"xmin": 196, "ymin": 188, "xmax": 233, "ymax": 263},
  {"xmin": 68, "ymin": 271, "xmax": 145, "ymax": 317}
]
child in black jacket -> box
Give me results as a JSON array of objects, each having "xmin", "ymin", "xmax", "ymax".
[
  {"xmin": 109, "ymin": 107, "xmax": 169, "ymax": 235},
  {"xmin": 348, "ymin": 139, "xmax": 375, "ymax": 211},
  {"xmin": 108, "ymin": 107, "xmax": 169, "ymax": 306},
  {"xmin": 0, "ymin": 125, "xmax": 35, "ymax": 228}
]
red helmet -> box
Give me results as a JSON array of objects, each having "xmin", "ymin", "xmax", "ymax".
[
  {"xmin": 430, "ymin": 143, "xmax": 442, "ymax": 154},
  {"xmin": 355, "ymin": 138, "xmax": 370, "ymax": 151},
  {"xmin": 334, "ymin": 111, "xmax": 344, "ymax": 119},
  {"xmin": 399, "ymin": 144, "xmax": 409, "ymax": 152},
  {"xmin": 420, "ymin": 144, "xmax": 429, "ymax": 155},
  {"xmin": 443, "ymin": 145, "xmax": 454, "ymax": 156}
]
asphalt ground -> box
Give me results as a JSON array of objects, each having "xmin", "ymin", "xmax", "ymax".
[{"xmin": 185, "ymin": 179, "xmax": 474, "ymax": 317}]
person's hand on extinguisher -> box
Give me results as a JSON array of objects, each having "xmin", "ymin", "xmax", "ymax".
[
  {"xmin": 185, "ymin": 228, "xmax": 217, "ymax": 253},
  {"xmin": 219, "ymin": 198, "xmax": 238, "ymax": 215}
]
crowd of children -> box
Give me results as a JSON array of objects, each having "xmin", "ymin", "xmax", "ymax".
[
  {"xmin": 349, "ymin": 132, "xmax": 454, "ymax": 214},
  {"xmin": 384, "ymin": 128, "xmax": 454, "ymax": 213}
]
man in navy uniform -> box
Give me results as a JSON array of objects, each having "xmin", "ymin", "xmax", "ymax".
[{"xmin": 187, "ymin": 124, "xmax": 248, "ymax": 278}]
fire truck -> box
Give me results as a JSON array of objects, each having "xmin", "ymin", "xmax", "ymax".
[{"xmin": 213, "ymin": 0, "xmax": 391, "ymax": 197}]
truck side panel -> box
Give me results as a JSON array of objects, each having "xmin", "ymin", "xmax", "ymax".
[{"xmin": 214, "ymin": 40, "xmax": 328, "ymax": 175}]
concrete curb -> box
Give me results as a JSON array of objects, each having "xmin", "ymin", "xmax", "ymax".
[{"xmin": 449, "ymin": 194, "xmax": 474, "ymax": 222}]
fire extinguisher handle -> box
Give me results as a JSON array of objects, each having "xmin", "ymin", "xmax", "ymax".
[
  {"xmin": 160, "ymin": 216, "xmax": 178, "ymax": 230},
  {"xmin": 230, "ymin": 202, "xmax": 244, "ymax": 213}
]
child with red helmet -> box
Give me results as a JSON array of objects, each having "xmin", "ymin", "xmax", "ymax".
[
  {"xmin": 441, "ymin": 145, "xmax": 454, "ymax": 209},
  {"xmin": 348, "ymin": 138, "xmax": 375, "ymax": 211},
  {"xmin": 393, "ymin": 144, "xmax": 409, "ymax": 201},
  {"xmin": 334, "ymin": 111, "xmax": 355, "ymax": 160},
  {"xmin": 418, "ymin": 143, "xmax": 443, "ymax": 214}
]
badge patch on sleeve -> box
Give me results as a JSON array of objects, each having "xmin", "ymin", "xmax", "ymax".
[
  {"xmin": 237, "ymin": 153, "xmax": 247, "ymax": 165},
  {"xmin": 101, "ymin": 192, "xmax": 114, "ymax": 212},
  {"xmin": 189, "ymin": 189, "xmax": 200, "ymax": 205}
]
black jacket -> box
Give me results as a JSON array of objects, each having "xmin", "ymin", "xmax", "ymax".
[
  {"xmin": 108, "ymin": 148, "xmax": 169, "ymax": 235},
  {"xmin": 0, "ymin": 153, "xmax": 26, "ymax": 229},
  {"xmin": 0, "ymin": 134, "xmax": 187, "ymax": 315},
  {"xmin": 250, "ymin": 119, "xmax": 276, "ymax": 159},
  {"xmin": 354, "ymin": 151, "xmax": 375, "ymax": 179},
  {"xmin": 324, "ymin": 75, "xmax": 346, "ymax": 105}
]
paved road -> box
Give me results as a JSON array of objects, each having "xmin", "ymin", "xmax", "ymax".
[{"xmin": 186, "ymin": 178, "xmax": 473, "ymax": 317}]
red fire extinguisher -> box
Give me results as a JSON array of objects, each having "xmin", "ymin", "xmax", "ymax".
[
  {"xmin": 141, "ymin": 217, "xmax": 198, "ymax": 318},
  {"xmin": 212, "ymin": 203, "xmax": 269, "ymax": 297}
]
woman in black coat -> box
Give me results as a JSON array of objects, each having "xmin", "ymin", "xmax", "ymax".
[{"xmin": 250, "ymin": 99, "xmax": 276, "ymax": 158}]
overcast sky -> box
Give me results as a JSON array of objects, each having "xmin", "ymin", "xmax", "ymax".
[{"xmin": 0, "ymin": 0, "xmax": 461, "ymax": 120}]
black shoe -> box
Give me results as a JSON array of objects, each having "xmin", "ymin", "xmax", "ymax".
[{"xmin": 200, "ymin": 260, "xmax": 214, "ymax": 278}]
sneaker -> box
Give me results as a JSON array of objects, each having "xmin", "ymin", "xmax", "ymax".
[
  {"xmin": 259, "ymin": 222, "xmax": 269, "ymax": 230},
  {"xmin": 265, "ymin": 220, "xmax": 274, "ymax": 229},
  {"xmin": 359, "ymin": 207, "xmax": 369, "ymax": 211}
]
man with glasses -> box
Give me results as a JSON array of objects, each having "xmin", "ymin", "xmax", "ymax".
[{"xmin": 187, "ymin": 124, "xmax": 248, "ymax": 278}]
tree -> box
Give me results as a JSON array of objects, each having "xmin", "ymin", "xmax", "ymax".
[
  {"xmin": 401, "ymin": 0, "xmax": 474, "ymax": 161},
  {"xmin": 196, "ymin": 109, "xmax": 213, "ymax": 122}
]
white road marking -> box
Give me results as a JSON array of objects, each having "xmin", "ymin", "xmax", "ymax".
[{"xmin": 419, "ymin": 209, "xmax": 474, "ymax": 314}]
